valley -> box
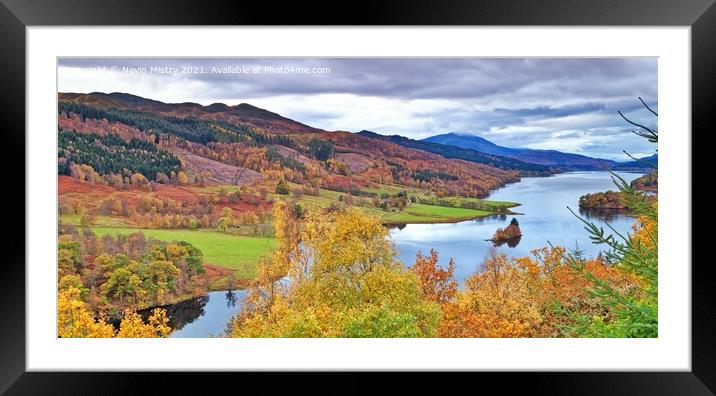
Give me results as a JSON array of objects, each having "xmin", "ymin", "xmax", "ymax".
[
  {"xmin": 57, "ymin": 94, "xmax": 524, "ymax": 297},
  {"xmin": 56, "ymin": 90, "xmax": 658, "ymax": 339}
]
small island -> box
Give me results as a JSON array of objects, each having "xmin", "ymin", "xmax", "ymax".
[
  {"xmin": 631, "ymin": 171, "xmax": 658, "ymax": 191},
  {"xmin": 578, "ymin": 190, "xmax": 627, "ymax": 210},
  {"xmin": 489, "ymin": 218, "xmax": 523, "ymax": 247}
]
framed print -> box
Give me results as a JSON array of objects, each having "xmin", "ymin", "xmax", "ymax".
[{"xmin": 2, "ymin": 0, "xmax": 714, "ymax": 393}]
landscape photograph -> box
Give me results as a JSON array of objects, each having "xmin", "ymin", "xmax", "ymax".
[{"xmin": 56, "ymin": 57, "xmax": 658, "ymax": 338}]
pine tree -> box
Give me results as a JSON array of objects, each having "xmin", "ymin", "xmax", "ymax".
[{"xmin": 565, "ymin": 98, "xmax": 658, "ymax": 337}]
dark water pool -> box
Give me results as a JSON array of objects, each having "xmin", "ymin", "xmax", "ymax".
[{"xmin": 167, "ymin": 290, "xmax": 245, "ymax": 338}]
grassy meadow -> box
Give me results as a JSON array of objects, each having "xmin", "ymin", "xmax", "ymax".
[
  {"xmin": 87, "ymin": 226, "xmax": 277, "ymax": 279},
  {"xmin": 60, "ymin": 180, "xmax": 517, "ymax": 284}
]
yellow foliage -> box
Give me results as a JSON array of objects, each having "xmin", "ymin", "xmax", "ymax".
[
  {"xmin": 230, "ymin": 203, "xmax": 440, "ymax": 337},
  {"xmin": 58, "ymin": 287, "xmax": 116, "ymax": 338},
  {"xmin": 58, "ymin": 287, "xmax": 172, "ymax": 338},
  {"xmin": 116, "ymin": 309, "xmax": 171, "ymax": 338},
  {"xmin": 165, "ymin": 243, "xmax": 188, "ymax": 261},
  {"xmin": 631, "ymin": 201, "xmax": 657, "ymax": 250}
]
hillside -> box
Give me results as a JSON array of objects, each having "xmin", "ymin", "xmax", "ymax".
[
  {"xmin": 356, "ymin": 130, "xmax": 553, "ymax": 176},
  {"xmin": 423, "ymin": 132, "xmax": 654, "ymax": 171},
  {"xmin": 57, "ymin": 92, "xmax": 522, "ymax": 199},
  {"xmin": 59, "ymin": 92, "xmax": 320, "ymax": 134},
  {"xmin": 630, "ymin": 170, "xmax": 658, "ymax": 191},
  {"xmin": 618, "ymin": 154, "xmax": 658, "ymax": 169}
]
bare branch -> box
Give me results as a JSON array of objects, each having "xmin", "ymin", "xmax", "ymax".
[
  {"xmin": 638, "ymin": 97, "xmax": 658, "ymax": 116},
  {"xmin": 622, "ymin": 150, "xmax": 657, "ymax": 169},
  {"xmin": 618, "ymin": 110, "xmax": 657, "ymax": 135}
]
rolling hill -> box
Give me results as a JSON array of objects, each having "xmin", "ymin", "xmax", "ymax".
[
  {"xmin": 59, "ymin": 92, "xmax": 320, "ymax": 134},
  {"xmin": 356, "ymin": 130, "xmax": 553, "ymax": 175},
  {"xmin": 423, "ymin": 132, "xmax": 655, "ymax": 171},
  {"xmin": 58, "ymin": 92, "xmax": 653, "ymax": 204},
  {"xmin": 57, "ymin": 92, "xmax": 524, "ymax": 198}
]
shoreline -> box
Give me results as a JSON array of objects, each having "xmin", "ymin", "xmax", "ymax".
[{"xmin": 381, "ymin": 202, "xmax": 522, "ymax": 226}]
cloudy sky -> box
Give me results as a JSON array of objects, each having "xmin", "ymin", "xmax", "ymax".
[{"xmin": 58, "ymin": 57, "xmax": 658, "ymax": 160}]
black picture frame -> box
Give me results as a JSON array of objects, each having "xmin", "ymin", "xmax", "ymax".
[{"xmin": 1, "ymin": 0, "xmax": 712, "ymax": 393}]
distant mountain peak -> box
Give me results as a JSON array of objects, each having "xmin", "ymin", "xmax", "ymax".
[
  {"xmin": 423, "ymin": 132, "xmax": 651, "ymax": 171},
  {"xmin": 357, "ymin": 130, "xmax": 552, "ymax": 174}
]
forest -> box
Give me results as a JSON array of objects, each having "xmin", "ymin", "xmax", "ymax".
[
  {"xmin": 58, "ymin": 129, "xmax": 181, "ymax": 181},
  {"xmin": 59, "ymin": 188, "xmax": 657, "ymax": 338},
  {"xmin": 631, "ymin": 171, "xmax": 658, "ymax": 190},
  {"xmin": 578, "ymin": 190, "xmax": 628, "ymax": 210},
  {"xmin": 56, "ymin": 92, "xmax": 657, "ymax": 338}
]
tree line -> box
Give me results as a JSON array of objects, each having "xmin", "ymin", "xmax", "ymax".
[
  {"xmin": 226, "ymin": 193, "xmax": 656, "ymax": 338},
  {"xmin": 59, "ymin": 129, "xmax": 181, "ymax": 181},
  {"xmin": 59, "ymin": 101, "xmax": 298, "ymax": 147},
  {"xmin": 59, "ymin": 230, "xmax": 205, "ymax": 311}
]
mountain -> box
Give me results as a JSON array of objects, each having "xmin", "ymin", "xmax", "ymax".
[
  {"xmin": 357, "ymin": 131, "xmax": 552, "ymax": 175},
  {"xmin": 617, "ymin": 153, "xmax": 658, "ymax": 169},
  {"xmin": 59, "ymin": 92, "xmax": 320, "ymax": 134},
  {"xmin": 58, "ymin": 92, "xmax": 655, "ymax": 203},
  {"xmin": 58, "ymin": 92, "xmax": 526, "ymax": 198},
  {"xmin": 424, "ymin": 133, "xmax": 616, "ymax": 170},
  {"xmin": 423, "ymin": 133, "xmax": 519, "ymax": 158},
  {"xmin": 423, "ymin": 132, "xmax": 653, "ymax": 171}
]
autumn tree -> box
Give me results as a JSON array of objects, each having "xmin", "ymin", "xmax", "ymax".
[
  {"xmin": 116, "ymin": 309, "xmax": 172, "ymax": 338},
  {"xmin": 275, "ymin": 178, "xmax": 290, "ymax": 195},
  {"xmin": 60, "ymin": 232, "xmax": 205, "ymax": 311},
  {"xmin": 412, "ymin": 249, "xmax": 457, "ymax": 304},
  {"xmin": 130, "ymin": 172, "xmax": 149, "ymax": 186},
  {"xmin": 439, "ymin": 249, "xmax": 543, "ymax": 337},
  {"xmin": 216, "ymin": 207, "xmax": 234, "ymax": 232},
  {"xmin": 177, "ymin": 171, "xmax": 189, "ymax": 185},
  {"xmin": 229, "ymin": 204, "xmax": 440, "ymax": 337},
  {"xmin": 58, "ymin": 287, "xmax": 171, "ymax": 338}
]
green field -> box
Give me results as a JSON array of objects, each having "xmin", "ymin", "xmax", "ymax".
[
  {"xmin": 61, "ymin": 181, "xmax": 517, "ymax": 281},
  {"xmin": 276, "ymin": 183, "xmax": 517, "ymax": 224},
  {"xmin": 362, "ymin": 184, "xmax": 515, "ymax": 205},
  {"xmin": 381, "ymin": 204, "xmax": 492, "ymax": 223},
  {"xmin": 191, "ymin": 181, "xmax": 517, "ymax": 224},
  {"xmin": 88, "ymin": 226, "xmax": 277, "ymax": 278}
]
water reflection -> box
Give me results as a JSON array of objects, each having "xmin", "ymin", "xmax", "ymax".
[
  {"xmin": 491, "ymin": 236, "xmax": 522, "ymax": 248},
  {"xmin": 386, "ymin": 214, "xmax": 508, "ymax": 231},
  {"xmin": 168, "ymin": 290, "xmax": 245, "ymax": 338},
  {"xmin": 225, "ymin": 290, "xmax": 238, "ymax": 309},
  {"xmin": 578, "ymin": 207, "xmax": 633, "ymax": 222},
  {"xmin": 137, "ymin": 295, "xmax": 209, "ymax": 332}
]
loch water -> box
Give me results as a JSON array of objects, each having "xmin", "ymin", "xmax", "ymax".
[
  {"xmin": 168, "ymin": 171, "xmax": 643, "ymax": 337},
  {"xmin": 390, "ymin": 171, "xmax": 643, "ymax": 285}
]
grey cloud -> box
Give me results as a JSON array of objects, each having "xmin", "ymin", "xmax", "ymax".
[
  {"xmin": 58, "ymin": 57, "xmax": 657, "ymax": 160},
  {"xmin": 57, "ymin": 57, "xmax": 657, "ymax": 100}
]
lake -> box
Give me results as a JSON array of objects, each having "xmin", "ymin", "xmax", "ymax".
[
  {"xmin": 390, "ymin": 171, "xmax": 643, "ymax": 284},
  {"xmin": 168, "ymin": 290, "xmax": 245, "ymax": 338},
  {"xmin": 166, "ymin": 171, "xmax": 642, "ymax": 337}
]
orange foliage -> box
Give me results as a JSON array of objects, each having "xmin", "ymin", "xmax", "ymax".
[
  {"xmin": 412, "ymin": 249, "xmax": 457, "ymax": 304},
  {"xmin": 59, "ymin": 111, "xmax": 146, "ymax": 141},
  {"xmin": 318, "ymin": 131, "xmax": 520, "ymax": 198},
  {"xmin": 438, "ymin": 247, "xmax": 635, "ymax": 338}
]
